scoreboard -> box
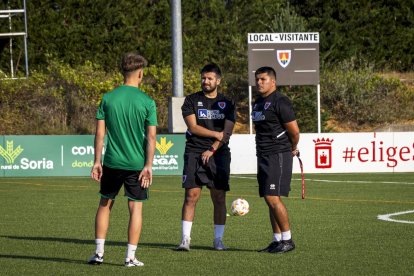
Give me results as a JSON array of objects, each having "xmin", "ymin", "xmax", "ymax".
[{"xmin": 248, "ymin": 32, "xmax": 319, "ymax": 86}]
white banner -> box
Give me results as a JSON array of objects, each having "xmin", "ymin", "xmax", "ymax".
[
  {"xmin": 229, "ymin": 132, "xmax": 414, "ymax": 174},
  {"xmin": 248, "ymin": 32, "xmax": 319, "ymax": 44}
]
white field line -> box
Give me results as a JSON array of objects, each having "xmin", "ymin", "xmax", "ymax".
[
  {"xmin": 377, "ymin": 210, "xmax": 414, "ymax": 224},
  {"xmin": 4, "ymin": 175, "xmax": 414, "ymax": 185},
  {"xmin": 232, "ymin": 176, "xmax": 414, "ymax": 185},
  {"xmin": 233, "ymin": 176, "xmax": 414, "ymax": 224}
]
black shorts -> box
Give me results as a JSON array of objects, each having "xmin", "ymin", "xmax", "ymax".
[
  {"xmin": 182, "ymin": 151, "xmax": 230, "ymax": 191},
  {"xmin": 99, "ymin": 165, "xmax": 148, "ymax": 201},
  {"xmin": 257, "ymin": 151, "xmax": 293, "ymax": 197}
]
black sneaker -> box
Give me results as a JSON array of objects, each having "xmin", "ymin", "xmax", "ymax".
[
  {"xmin": 257, "ymin": 241, "xmax": 280, "ymax": 252},
  {"xmin": 269, "ymin": 239, "xmax": 295, "ymax": 253}
]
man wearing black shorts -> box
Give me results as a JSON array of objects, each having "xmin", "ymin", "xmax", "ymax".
[
  {"xmin": 251, "ymin": 66, "xmax": 300, "ymax": 254},
  {"xmin": 88, "ymin": 53, "xmax": 157, "ymax": 266},
  {"xmin": 176, "ymin": 63, "xmax": 236, "ymax": 251}
]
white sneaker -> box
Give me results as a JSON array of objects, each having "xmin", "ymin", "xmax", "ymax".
[
  {"xmin": 176, "ymin": 236, "xmax": 191, "ymax": 251},
  {"xmin": 87, "ymin": 252, "xmax": 104, "ymax": 265},
  {"xmin": 213, "ymin": 238, "xmax": 228, "ymax": 251},
  {"xmin": 125, "ymin": 257, "xmax": 144, "ymax": 267}
]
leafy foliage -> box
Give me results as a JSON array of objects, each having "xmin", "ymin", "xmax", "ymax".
[
  {"xmin": 0, "ymin": 58, "xmax": 202, "ymax": 134},
  {"xmin": 292, "ymin": 0, "xmax": 414, "ymax": 71},
  {"xmin": 322, "ymin": 59, "xmax": 414, "ymax": 129},
  {"xmin": 280, "ymin": 86, "xmax": 320, "ymax": 133},
  {"xmin": 0, "ymin": 0, "xmax": 413, "ymax": 134},
  {"xmin": 2, "ymin": 57, "xmax": 411, "ymax": 134},
  {"xmin": 1, "ymin": 0, "xmax": 411, "ymax": 72}
]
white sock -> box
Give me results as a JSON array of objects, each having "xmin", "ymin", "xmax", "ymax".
[
  {"xmin": 281, "ymin": 230, "xmax": 292, "ymax": 241},
  {"xmin": 126, "ymin": 244, "xmax": 137, "ymax": 260},
  {"xmin": 95, "ymin": 239, "xmax": 105, "ymax": 254},
  {"xmin": 214, "ymin": 224, "xmax": 225, "ymax": 240},
  {"xmin": 182, "ymin": 220, "xmax": 193, "ymax": 239},
  {"xmin": 273, "ymin": 233, "xmax": 282, "ymax": 242}
]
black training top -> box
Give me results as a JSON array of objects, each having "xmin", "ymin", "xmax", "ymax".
[
  {"xmin": 252, "ymin": 90, "xmax": 296, "ymax": 156},
  {"xmin": 182, "ymin": 91, "xmax": 236, "ymax": 154}
]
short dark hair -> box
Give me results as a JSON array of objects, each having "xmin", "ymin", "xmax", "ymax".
[
  {"xmin": 200, "ymin": 63, "xmax": 222, "ymax": 78},
  {"xmin": 120, "ymin": 52, "xmax": 148, "ymax": 76},
  {"xmin": 255, "ymin": 66, "xmax": 277, "ymax": 80}
]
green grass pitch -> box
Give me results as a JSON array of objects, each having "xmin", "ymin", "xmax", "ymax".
[{"xmin": 0, "ymin": 173, "xmax": 413, "ymax": 275}]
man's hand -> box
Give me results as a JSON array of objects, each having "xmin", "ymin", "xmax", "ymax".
[
  {"xmin": 201, "ymin": 150, "xmax": 214, "ymax": 165},
  {"xmin": 215, "ymin": 131, "xmax": 224, "ymax": 142},
  {"xmin": 138, "ymin": 166, "xmax": 153, "ymax": 188},
  {"xmin": 292, "ymin": 148, "xmax": 300, "ymax": 157},
  {"xmin": 91, "ymin": 163, "xmax": 103, "ymax": 182}
]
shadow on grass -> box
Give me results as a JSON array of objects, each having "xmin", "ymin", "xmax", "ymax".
[
  {"xmin": 1, "ymin": 235, "xmax": 254, "ymax": 252},
  {"xmin": 171, "ymin": 245, "xmax": 252, "ymax": 252},
  {"xmin": 0, "ymin": 254, "xmax": 122, "ymax": 267}
]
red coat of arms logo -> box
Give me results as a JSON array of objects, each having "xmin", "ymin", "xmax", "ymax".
[
  {"xmin": 313, "ymin": 138, "xmax": 333, "ymax": 169},
  {"xmin": 277, "ymin": 50, "xmax": 291, "ymax": 68}
]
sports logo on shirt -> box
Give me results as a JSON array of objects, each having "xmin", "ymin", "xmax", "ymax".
[
  {"xmin": 277, "ymin": 50, "xmax": 291, "ymax": 68},
  {"xmin": 264, "ymin": 102, "xmax": 271, "ymax": 110},
  {"xmin": 251, "ymin": 111, "xmax": 265, "ymax": 122},
  {"xmin": 197, "ymin": 102, "xmax": 203, "ymax": 107},
  {"xmin": 198, "ymin": 109, "xmax": 225, "ymax": 119},
  {"xmin": 198, "ymin": 109, "xmax": 208, "ymax": 119},
  {"xmin": 218, "ymin": 102, "xmax": 226, "ymax": 109}
]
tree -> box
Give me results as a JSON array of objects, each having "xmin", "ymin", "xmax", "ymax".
[{"xmin": 291, "ymin": 0, "xmax": 414, "ymax": 71}]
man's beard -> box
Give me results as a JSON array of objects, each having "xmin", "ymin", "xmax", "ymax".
[{"xmin": 202, "ymin": 84, "xmax": 217, "ymax": 93}]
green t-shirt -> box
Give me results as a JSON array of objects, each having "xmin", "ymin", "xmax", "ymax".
[{"xmin": 96, "ymin": 85, "xmax": 158, "ymax": 170}]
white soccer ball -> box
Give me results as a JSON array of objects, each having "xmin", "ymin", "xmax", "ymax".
[{"xmin": 231, "ymin": 198, "xmax": 249, "ymax": 216}]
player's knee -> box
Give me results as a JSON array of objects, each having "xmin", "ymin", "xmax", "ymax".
[
  {"xmin": 184, "ymin": 194, "xmax": 199, "ymax": 206},
  {"xmin": 99, "ymin": 197, "xmax": 113, "ymax": 207},
  {"xmin": 212, "ymin": 194, "xmax": 226, "ymax": 206},
  {"xmin": 264, "ymin": 195, "xmax": 283, "ymax": 207}
]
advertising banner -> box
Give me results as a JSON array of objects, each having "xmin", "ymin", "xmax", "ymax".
[
  {"xmin": 229, "ymin": 133, "xmax": 414, "ymax": 174},
  {"xmin": 0, "ymin": 135, "xmax": 185, "ymax": 177},
  {"xmin": 2, "ymin": 133, "xmax": 413, "ymax": 177},
  {"xmin": 295, "ymin": 132, "xmax": 414, "ymax": 173}
]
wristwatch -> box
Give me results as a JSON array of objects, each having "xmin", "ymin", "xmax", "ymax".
[{"xmin": 208, "ymin": 146, "xmax": 217, "ymax": 153}]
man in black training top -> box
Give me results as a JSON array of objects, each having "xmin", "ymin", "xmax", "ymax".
[
  {"xmin": 252, "ymin": 66, "xmax": 300, "ymax": 254},
  {"xmin": 176, "ymin": 63, "xmax": 236, "ymax": 251}
]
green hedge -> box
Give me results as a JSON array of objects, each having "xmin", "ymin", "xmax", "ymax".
[
  {"xmin": 1, "ymin": 59, "xmax": 413, "ymax": 135},
  {"xmin": 322, "ymin": 60, "xmax": 414, "ymax": 130},
  {"xmin": 0, "ymin": 60, "xmax": 201, "ymax": 134}
]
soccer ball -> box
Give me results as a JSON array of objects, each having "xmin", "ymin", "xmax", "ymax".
[{"xmin": 230, "ymin": 198, "xmax": 249, "ymax": 216}]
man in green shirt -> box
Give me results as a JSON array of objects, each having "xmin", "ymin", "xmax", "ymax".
[{"xmin": 88, "ymin": 52, "xmax": 157, "ymax": 267}]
